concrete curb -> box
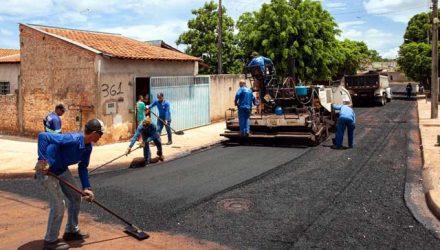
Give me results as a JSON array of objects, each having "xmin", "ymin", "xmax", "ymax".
[{"xmin": 0, "ymin": 138, "xmax": 227, "ymax": 179}]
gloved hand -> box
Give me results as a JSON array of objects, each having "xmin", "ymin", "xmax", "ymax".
[
  {"xmin": 138, "ymin": 141, "xmax": 145, "ymax": 148},
  {"xmin": 83, "ymin": 189, "xmax": 95, "ymax": 202},
  {"xmin": 34, "ymin": 160, "xmax": 48, "ymax": 173},
  {"xmin": 125, "ymin": 147, "xmax": 132, "ymax": 156}
]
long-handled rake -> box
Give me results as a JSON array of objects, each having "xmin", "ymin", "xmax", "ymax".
[
  {"xmin": 89, "ymin": 145, "xmax": 141, "ymax": 174},
  {"xmin": 149, "ymin": 111, "xmax": 184, "ymax": 135},
  {"xmin": 46, "ymin": 171, "xmax": 149, "ymax": 240}
]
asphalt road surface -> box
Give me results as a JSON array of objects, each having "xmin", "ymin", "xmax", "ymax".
[{"xmin": 1, "ymin": 99, "xmax": 439, "ymax": 249}]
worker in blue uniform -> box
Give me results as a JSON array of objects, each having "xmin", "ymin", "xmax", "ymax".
[
  {"xmin": 148, "ymin": 93, "xmax": 172, "ymax": 145},
  {"xmin": 331, "ymin": 104, "xmax": 356, "ymax": 149},
  {"xmin": 34, "ymin": 118, "xmax": 105, "ymax": 250},
  {"xmin": 43, "ymin": 104, "xmax": 65, "ymax": 133},
  {"xmin": 235, "ymin": 80, "xmax": 257, "ymax": 136},
  {"xmin": 126, "ymin": 117, "xmax": 164, "ymax": 167},
  {"xmin": 247, "ymin": 51, "xmax": 273, "ymax": 85}
]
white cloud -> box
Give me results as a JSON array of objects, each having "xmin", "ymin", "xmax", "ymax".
[
  {"xmin": 0, "ymin": 0, "xmax": 53, "ymax": 17},
  {"xmin": 326, "ymin": 2, "xmax": 347, "ymax": 10},
  {"xmin": 338, "ymin": 20, "xmax": 365, "ymax": 30},
  {"xmin": 381, "ymin": 47, "xmax": 399, "ymax": 59},
  {"xmin": 0, "ymin": 28, "xmax": 12, "ymax": 36},
  {"xmin": 339, "ymin": 26, "xmax": 400, "ymax": 58},
  {"xmin": 363, "ymin": 0, "xmax": 429, "ymax": 23},
  {"xmin": 102, "ymin": 21, "xmax": 188, "ymax": 47},
  {"xmin": 56, "ymin": 12, "xmax": 88, "ymax": 24}
]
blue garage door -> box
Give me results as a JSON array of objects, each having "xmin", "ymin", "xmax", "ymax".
[{"xmin": 150, "ymin": 76, "xmax": 210, "ymax": 131}]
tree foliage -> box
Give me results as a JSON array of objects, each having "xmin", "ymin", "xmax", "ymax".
[
  {"xmin": 404, "ymin": 12, "xmax": 431, "ymax": 44},
  {"xmin": 398, "ymin": 12, "xmax": 434, "ymax": 85},
  {"xmin": 176, "ymin": 1, "xmax": 242, "ymax": 74},
  {"xmin": 397, "ymin": 42, "xmax": 431, "ymax": 83},
  {"xmin": 236, "ymin": 0, "xmax": 341, "ymax": 81},
  {"xmin": 335, "ymin": 39, "xmax": 382, "ymax": 77}
]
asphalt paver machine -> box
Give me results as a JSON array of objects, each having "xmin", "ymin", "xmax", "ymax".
[{"xmin": 220, "ymin": 63, "xmax": 352, "ymax": 145}]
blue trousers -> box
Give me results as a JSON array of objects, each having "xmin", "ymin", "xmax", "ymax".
[
  {"xmin": 143, "ymin": 138, "xmax": 162, "ymax": 163},
  {"xmin": 157, "ymin": 118, "xmax": 172, "ymax": 143},
  {"xmin": 238, "ymin": 108, "xmax": 251, "ymax": 135},
  {"xmin": 335, "ymin": 117, "xmax": 355, "ymax": 147}
]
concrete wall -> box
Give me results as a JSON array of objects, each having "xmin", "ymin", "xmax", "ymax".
[
  {"xmin": 0, "ymin": 63, "xmax": 20, "ymax": 133},
  {"xmin": 97, "ymin": 57, "xmax": 199, "ymax": 143},
  {"xmin": 0, "ymin": 63, "xmax": 20, "ymax": 91},
  {"xmin": 209, "ymin": 74, "xmax": 244, "ymax": 122},
  {"xmin": 20, "ymin": 24, "xmax": 98, "ymax": 136},
  {"xmin": 0, "ymin": 94, "xmax": 18, "ymax": 133},
  {"xmin": 388, "ymin": 72, "xmax": 409, "ymax": 82}
]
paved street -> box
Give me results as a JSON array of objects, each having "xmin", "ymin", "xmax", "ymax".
[{"xmin": 1, "ymin": 99, "xmax": 440, "ymax": 249}]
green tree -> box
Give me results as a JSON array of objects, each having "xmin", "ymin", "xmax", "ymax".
[
  {"xmin": 397, "ymin": 42, "xmax": 431, "ymax": 84},
  {"xmin": 236, "ymin": 0, "xmax": 341, "ymax": 81},
  {"xmin": 335, "ymin": 39, "xmax": 381, "ymax": 77},
  {"xmin": 398, "ymin": 12, "xmax": 435, "ymax": 86},
  {"xmin": 176, "ymin": 1, "xmax": 242, "ymax": 74},
  {"xmin": 404, "ymin": 12, "xmax": 431, "ymax": 44}
]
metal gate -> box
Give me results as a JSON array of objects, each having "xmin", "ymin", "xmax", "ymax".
[{"xmin": 150, "ymin": 76, "xmax": 210, "ymax": 131}]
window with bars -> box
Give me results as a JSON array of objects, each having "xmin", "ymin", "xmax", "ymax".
[{"xmin": 0, "ymin": 82, "xmax": 10, "ymax": 95}]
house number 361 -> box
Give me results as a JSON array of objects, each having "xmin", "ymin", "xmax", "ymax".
[{"xmin": 101, "ymin": 82, "xmax": 124, "ymax": 97}]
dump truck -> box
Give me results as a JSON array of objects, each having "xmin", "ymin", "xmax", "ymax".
[
  {"xmin": 220, "ymin": 63, "xmax": 352, "ymax": 145},
  {"xmin": 344, "ymin": 71, "xmax": 392, "ymax": 106}
]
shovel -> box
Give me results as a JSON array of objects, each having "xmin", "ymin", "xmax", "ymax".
[
  {"xmin": 89, "ymin": 146, "xmax": 141, "ymax": 174},
  {"xmin": 149, "ymin": 111, "xmax": 184, "ymax": 135},
  {"xmin": 46, "ymin": 171, "xmax": 149, "ymax": 240}
]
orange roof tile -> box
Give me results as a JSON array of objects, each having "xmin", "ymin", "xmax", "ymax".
[
  {"xmin": 28, "ymin": 24, "xmax": 200, "ymax": 62},
  {"xmin": 0, "ymin": 49, "xmax": 20, "ymax": 63}
]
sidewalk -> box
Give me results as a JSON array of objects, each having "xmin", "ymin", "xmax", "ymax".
[
  {"xmin": 418, "ymin": 99, "xmax": 440, "ymax": 219},
  {"xmin": 0, "ymin": 122, "xmax": 227, "ymax": 178}
]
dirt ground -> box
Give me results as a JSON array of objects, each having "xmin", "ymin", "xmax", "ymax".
[{"xmin": 0, "ymin": 190, "xmax": 229, "ymax": 250}]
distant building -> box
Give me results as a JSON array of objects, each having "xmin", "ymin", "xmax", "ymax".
[
  {"xmin": 145, "ymin": 40, "xmax": 182, "ymax": 53},
  {"xmin": 0, "ymin": 49, "xmax": 20, "ymax": 132},
  {"xmin": 363, "ymin": 60, "xmax": 409, "ymax": 82}
]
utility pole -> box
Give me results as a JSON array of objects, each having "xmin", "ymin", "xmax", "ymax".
[
  {"xmin": 217, "ymin": 0, "xmax": 223, "ymax": 74},
  {"xmin": 432, "ymin": 0, "xmax": 438, "ymax": 118}
]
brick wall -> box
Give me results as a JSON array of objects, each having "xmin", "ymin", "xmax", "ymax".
[
  {"xmin": 20, "ymin": 25, "xmax": 98, "ymax": 135},
  {"xmin": 0, "ymin": 93, "xmax": 18, "ymax": 133}
]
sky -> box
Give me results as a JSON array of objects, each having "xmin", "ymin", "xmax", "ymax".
[{"xmin": 0, "ymin": 0, "xmax": 431, "ymax": 59}]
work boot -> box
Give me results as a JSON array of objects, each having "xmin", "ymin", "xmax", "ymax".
[
  {"xmin": 330, "ymin": 145, "xmax": 342, "ymax": 150},
  {"xmin": 159, "ymin": 155, "xmax": 165, "ymax": 161},
  {"xmin": 62, "ymin": 230, "xmax": 89, "ymax": 241},
  {"xmin": 166, "ymin": 141, "xmax": 172, "ymax": 145},
  {"xmin": 43, "ymin": 239, "xmax": 69, "ymax": 250}
]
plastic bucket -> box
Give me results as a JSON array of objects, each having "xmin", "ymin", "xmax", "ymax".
[{"xmin": 295, "ymin": 86, "xmax": 308, "ymax": 96}]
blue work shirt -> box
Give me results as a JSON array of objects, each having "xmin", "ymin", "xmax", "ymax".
[
  {"xmin": 333, "ymin": 105, "xmax": 356, "ymax": 123},
  {"xmin": 247, "ymin": 56, "xmax": 273, "ymax": 74},
  {"xmin": 44, "ymin": 112, "xmax": 62, "ymax": 133},
  {"xmin": 149, "ymin": 100, "xmax": 171, "ymax": 121},
  {"xmin": 129, "ymin": 123, "xmax": 160, "ymax": 148},
  {"xmin": 37, "ymin": 132, "xmax": 92, "ymax": 189},
  {"xmin": 235, "ymin": 86, "xmax": 256, "ymax": 110}
]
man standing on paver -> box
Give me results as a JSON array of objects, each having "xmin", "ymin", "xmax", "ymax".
[
  {"xmin": 34, "ymin": 119, "xmax": 104, "ymax": 250},
  {"xmin": 235, "ymin": 80, "xmax": 257, "ymax": 136},
  {"xmin": 43, "ymin": 104, "xmax": 66, "ymax": 133},
  {"xmin": 136, "ymin": 95, "xmax": 146, "ymax": 127},
  {"xmin": 331, "ymin": 104, "xmax": 355, "ymax": 149},
  {"xmin": 148, "ymin": 93, "xmax": 172, "ymax": 145},
  {"xmin": 125, "ymin": 117, "xmax": 164, "ymax": 167}
]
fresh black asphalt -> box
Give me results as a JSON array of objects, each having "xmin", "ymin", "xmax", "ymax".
[{"xmin": 1, "ymin": 99, "xmax": 439, "ymax": 249}]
